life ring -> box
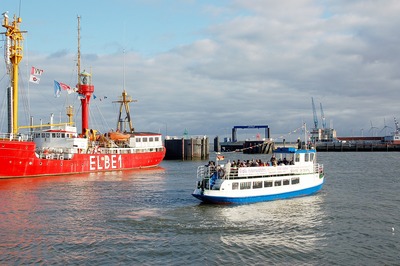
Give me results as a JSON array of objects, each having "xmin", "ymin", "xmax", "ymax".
[{"xmin": 218, "ymin": 168, "xmax": 225, "ymax": 178}]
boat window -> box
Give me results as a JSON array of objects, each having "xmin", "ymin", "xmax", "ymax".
[
  {"xmin": 310, "ymin": 153, "xmax": 314, "ymax": 161},
  {"xmin": 52, "ymin": 133, "xmax": 56, "ymax": 138},
  {"xmin": 274, "ymin": 180, "xmax": 282, "ymax": 186},
  {"xmin": 264, "ymin": 180, "xmax": 273, "ymax": 187},
  {"xmin": 46, "ymin": 133, "xmax": 50, "ymax": 138},
  {"xmin": 136, "ymin": 138, "xmax": 141, "ymax": 142},
  {"xmin": 155, "ymin": 137, "xmax": 159, "ymax": 141},
  {"xmin": 295, "ymin": 154, "xmax": 300, "ymax": 162},
  {"xmin": 149, "ymin": 137, "xmax": 154, "ymax": 142},
  {"xmin": 253, "ymin": 181, "xmax": 262, "ymax": 189},
  {"xmin": 56, "ymin": 133, "xmax": 61, "ymax": 138},
  {"xmin": 283, "ymin": 179, "xmax": 290, "ymax": 185},
  {"xmin": 232, "ymin": 182, "xmax": 239, "ymax": 190},
  {"xmin": 240, "ymin": 182, "xmax": 251, "ymax": 190},
  {"xmin": 305, "ymin": 153, "xmax": 309, "ymax": 162},
  {"xmin": 61, "ymin": 133, "xmax": 65, "ymax": 138},
  {"xmin": 291, "ymin": 177, "xmax": 300, "ymax": 185},
  {"xmin": 143, "ymin": 138, "xmax": 148, "ymax": 142}
]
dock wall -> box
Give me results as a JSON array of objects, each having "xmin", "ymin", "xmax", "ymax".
[
  {"xmin": 164, "ymin": 136, "xmax": 209, "ymax": 160},
  {"xmin": 316, "ymin": 142, "xmax": 400, "ymax": 152}
]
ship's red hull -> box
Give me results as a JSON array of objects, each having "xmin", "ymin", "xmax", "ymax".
[{"xmin": 0, "ymin": 140, "xmax": 166, "ymax": 178}]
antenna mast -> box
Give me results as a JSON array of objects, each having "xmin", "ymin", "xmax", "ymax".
[
  {"xmin": 77, "ymin": 15, "xmax": 81, "ymax": 85},
  {"xmin": 2, "ymin": 12, "xmax": 26, "ymax": 134}
]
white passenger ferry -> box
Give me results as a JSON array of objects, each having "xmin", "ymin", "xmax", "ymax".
[{"xmin": 192, "ymin": 146, "xmax": 324, "ymax": 204}]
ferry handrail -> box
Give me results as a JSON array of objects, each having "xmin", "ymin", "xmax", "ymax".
[
  {"xmin": 221, "ymin": 163, "xmax": 323, "ymax": 178},
  {"xmin": 314, "ymin": 163, "xmax": 323, "ymax": 173}
]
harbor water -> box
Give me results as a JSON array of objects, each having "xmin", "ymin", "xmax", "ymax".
[{"xmin": 0, "ymin": 152, "xmax": 399, "ymax": 265}]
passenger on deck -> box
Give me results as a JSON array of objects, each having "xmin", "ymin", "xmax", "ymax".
[
  {"xmin": 225, "ymin": 160, "xmax": 231, "ymax": 177},
  {"xmin": 270, "ymin": 155, "xmax": 277, "ymax": 166},
  {"xmin": 250, "ymin": 159, "xmax": 258, "ymax": 167},
  {"xmin": 206, "ymin": 161, "xmax": 215, "ymax": 170}
]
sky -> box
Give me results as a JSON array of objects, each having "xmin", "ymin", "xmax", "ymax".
[{"xmin": 1, "ymin": 0, "xmax": 400, "ymax": 141}]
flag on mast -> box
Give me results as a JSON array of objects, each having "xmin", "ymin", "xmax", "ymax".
[
  {"xmin": 216, "ymin": 155, "xmax": 225, "ymax": 161},
  {"xmin": 29, "ymin": 66, "xmax": 44, "ymax": 84},
  {"xmin": 29, "ymin": 75, "xmax": 40, "ymax": 84},
  {"xmin": 31, "ymin": 66, "xmax": 44, "ymax": 76},
  {"xmin": 54, "ymin": 80, "xmax": 71, "ymax": 97}
]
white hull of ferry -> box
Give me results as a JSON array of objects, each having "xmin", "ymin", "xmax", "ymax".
[
  {"xmin": 192, "ymin": 172, "xmax": 324, "ymax": 204},
  {"xmin": 192, "ymin": 147, "xmax": 324, "ymax": 204}
]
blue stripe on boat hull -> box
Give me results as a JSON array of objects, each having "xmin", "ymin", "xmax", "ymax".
[{"xmin": 192, "ymin": 183, "xmax": 324, "ymax": 204}]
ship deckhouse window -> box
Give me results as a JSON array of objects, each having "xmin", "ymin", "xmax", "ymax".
[
  {"xmin": 155, "ymin": 137, "xmax": 159, "ymax": 141},
  {"xmin": 52, "ymin": 133, "xmax": 56, "ymax": 138},
  {"xmin": 264, "ymin": 181, "xmax": 273, "ymax": 187},
  {"xmin": 137, "ymin": 138, "xmax": 141, "ymax": 142},
  {"xmin": 143, "ymin": 138, "xmax": 148, "ymax": 142},
  {"xmin": 149, "ymin": 137, "xmax": 154, "ymax": 142},
  {"xmin": 295, "ymin": 154, "xmax": 300, "ymax": 162},
  {"xmin": 46, "ymin": 133, "xmax": 50, "ymax": 138},
  {"xmin": 41, "ymin": 133, "xmax": 45, "ymax": 138},
  {"xmin": 240, "ymin": 182, "xmax": 251, "ymax": 190},
  {"xmin": 61, "ymin": 133, "xmax": 65, "ymax": 138},
  {"xmin": 253, "ymin": 181, "xmax": 262, "ymax": 189},
  {"xmin": 291, "ymin": 177, "xmax": 300, "ymax": 185},
  {"xmin": 310, "ymin": 153, "xmax": 314, "ymax": 162},
  {"xmin": 274, "ymin": 180, "xmax": 282, "ymax": 186},
  {"xmin": 283, "ymin": 179, "xmax": 290, "ymax": 185},
  {"xmin": 232, "ymin": 182, "xmax": 239, "ymax": 190},
  {"xmin": 56, "ymin": 133, "xmax": 61, "ymax": 138},
  {"xmin": 305, "ymin": 153, "xmax": 310, "ymax": 162}
]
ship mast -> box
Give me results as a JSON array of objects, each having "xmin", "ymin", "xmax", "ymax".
[
  {"xmin": 77, "ymin": 15, "xmax": 81, "ymax": 85},
  {"xmin": 2, "ymin": 12, "xmax": 25, "ymax": 135},
  {"xmin": 114, "ymin": 91, "xmax": 137, "ymax": 133},
  {"xmin": 76, "ymin": 16, "xmax": 94, "ymax": 135}
]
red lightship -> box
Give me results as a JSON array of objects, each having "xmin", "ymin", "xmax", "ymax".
[{"xmin": 0, "ymin": 14, "xmax": 165, "ymax": 178}]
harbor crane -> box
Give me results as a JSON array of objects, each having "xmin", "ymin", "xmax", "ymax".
[
  {"xmin": 394, "ymin": 117, "xmax": 400, "ymax": 134},
  {"xmin": 320, "ymin": 103, "xmax": 327, "ymax": 129},
  {"xmin": 311, "ymin": 97, "xmax": 318, "ymax": 129}
]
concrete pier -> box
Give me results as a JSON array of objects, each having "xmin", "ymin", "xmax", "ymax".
[
  {"xmin": 164, "ymin": 136, "xmax": 209, "ymax": 160},
  {"xmin": 316, "ymin": 142, "xmax": 400, "ymax": 152}
]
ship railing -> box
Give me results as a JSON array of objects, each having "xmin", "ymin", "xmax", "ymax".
[
  {"xmin": 197, "ymin": 166, "xmax": 218, "ymax": 190},
  {"xmin": 314, "ymin": 163, "xmax": 324, "ymax": 174},
  {"xmin": 224, "ymin": 164, "xmax": 321, "ymax": 179},
  {"xmin": 0, "ymin": 132, "xmax": 32, "ymax": 141},
  {"xmin": 226, "ymin": 167, "xmax": 239, "ymax": 179},
  {"xmin": 197, "ymin": 165, "xmax": 208, "ymax": 179},
  {"xmin": 197, "ymin": 165, "xmax": 218, "ymax": 178}
]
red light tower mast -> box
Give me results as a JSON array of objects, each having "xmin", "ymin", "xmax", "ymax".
[{"xmin": 76, "ymin": 16, "xmax": 94, "ymax": 135}]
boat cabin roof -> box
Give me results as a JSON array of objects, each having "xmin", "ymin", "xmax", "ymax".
[
  {"xmin": 274, "ymin": 147, "xmax": 316, "ymax": 154},
  {"xmin": 131, "ymin": 132, "xmax": 162, "ymax": 136}
]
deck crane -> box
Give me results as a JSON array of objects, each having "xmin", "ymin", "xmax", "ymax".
[
  {"xmin": 320, "ymin": 102, "xmax": 327, "ymax": 129},
  {"xmin": 311, "ymin": 97, "xmax": 318, "ymax": 129},
  {"xmin": 394, "ymin": 117, "xmax": 400, "ymax": 134}
]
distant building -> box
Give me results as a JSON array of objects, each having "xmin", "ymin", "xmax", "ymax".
[{"xmin": 311, "ymin": 128, "xmax": 337, "ymax": 143}]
